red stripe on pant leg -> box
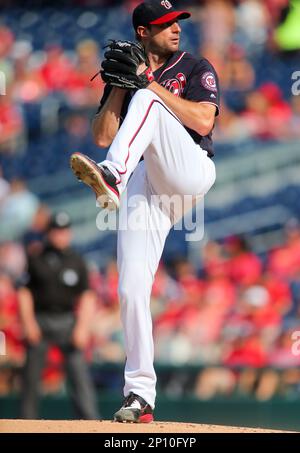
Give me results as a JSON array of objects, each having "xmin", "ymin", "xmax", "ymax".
[
  {"xmin": 115, "ymin": 99, "xmax": 181, "ymax": 184},
  {"xmin": 115, "ymin": 99, "xmax": 155, "ymax": 183}
]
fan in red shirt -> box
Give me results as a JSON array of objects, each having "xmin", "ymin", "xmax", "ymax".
[
  {"xmin": 224, "ymin": 235, "xmax": 263, "ymax": 286},
  {"xmin": 241, "ymin": 82, "xmax": 292, "ymax": 140},
  {"xmin": 267, "ymin": 219, "xmax": 300, "ymax": 280},
  {"xmin": 0, "ymin": 93, "xmax": 24, "ymax": 153},
  {"xmin": 223, "ymin": 333, "xmax": 267, "ymax": 368}
]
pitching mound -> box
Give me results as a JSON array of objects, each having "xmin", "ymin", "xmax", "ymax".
[{"xmin": 0, "ymin": 419, "xmax": 291, "ymax": 433}]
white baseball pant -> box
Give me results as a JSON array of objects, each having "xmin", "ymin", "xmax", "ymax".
[{"xmin": 100, "ymin": 89, "xmax": 216, "ymax": 408}]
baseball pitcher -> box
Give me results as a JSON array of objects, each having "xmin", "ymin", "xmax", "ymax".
[{"xmin": 70, "ymin": 0, "xmax": 219, "ymax": 423}]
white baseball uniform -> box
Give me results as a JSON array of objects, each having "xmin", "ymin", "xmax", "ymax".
[{"xmin": 100, "ymin": 87, "xmax": 216, "ymax": 407}]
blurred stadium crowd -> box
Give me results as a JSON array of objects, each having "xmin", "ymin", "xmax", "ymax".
[{"xmin": 1, "ymin": 0, "xmax": 300, "ymax": 402}]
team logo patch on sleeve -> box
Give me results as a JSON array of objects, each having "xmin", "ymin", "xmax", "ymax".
[{"xmin": 201, "ymin": 72, "xmax": 217, "ymax": 92}]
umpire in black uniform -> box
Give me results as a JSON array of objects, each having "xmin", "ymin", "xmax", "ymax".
[{"xmin": 19, "ymin": 212, "xmax": 99, "ymax": 419}]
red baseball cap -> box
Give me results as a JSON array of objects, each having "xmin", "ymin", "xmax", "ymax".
[{"xmin": 132, "ymin": 0, "xmax": 191, "ymax": 31}]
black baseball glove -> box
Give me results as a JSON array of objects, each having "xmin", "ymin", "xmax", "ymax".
[{"xmin": 100, "ymin": 40, "xmax": 154, "ymax": 90}]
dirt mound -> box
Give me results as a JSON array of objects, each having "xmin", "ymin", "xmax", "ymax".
[{"xmin": 0, "ymin": 419, "xmax": 290, "ymax": 433}]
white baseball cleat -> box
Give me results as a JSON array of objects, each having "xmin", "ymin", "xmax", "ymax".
[{"xmin": 70, "ymin": 152, "xmax": 120, "ymax": 210}]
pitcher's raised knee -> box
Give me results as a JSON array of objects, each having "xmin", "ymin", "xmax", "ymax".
[{"xmin": 131, "ymin": 88, "xmax": 161, "ymax": 105}]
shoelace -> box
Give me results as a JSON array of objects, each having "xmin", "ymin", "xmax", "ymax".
[{"xmin": 124, "ymin": 394, "xmax": 142, "ymax": 410}]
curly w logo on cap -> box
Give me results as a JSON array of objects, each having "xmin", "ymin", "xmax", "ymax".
[{"xmin": 161, "ymin": 0, "xmax": 172, "ymax": 9}]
